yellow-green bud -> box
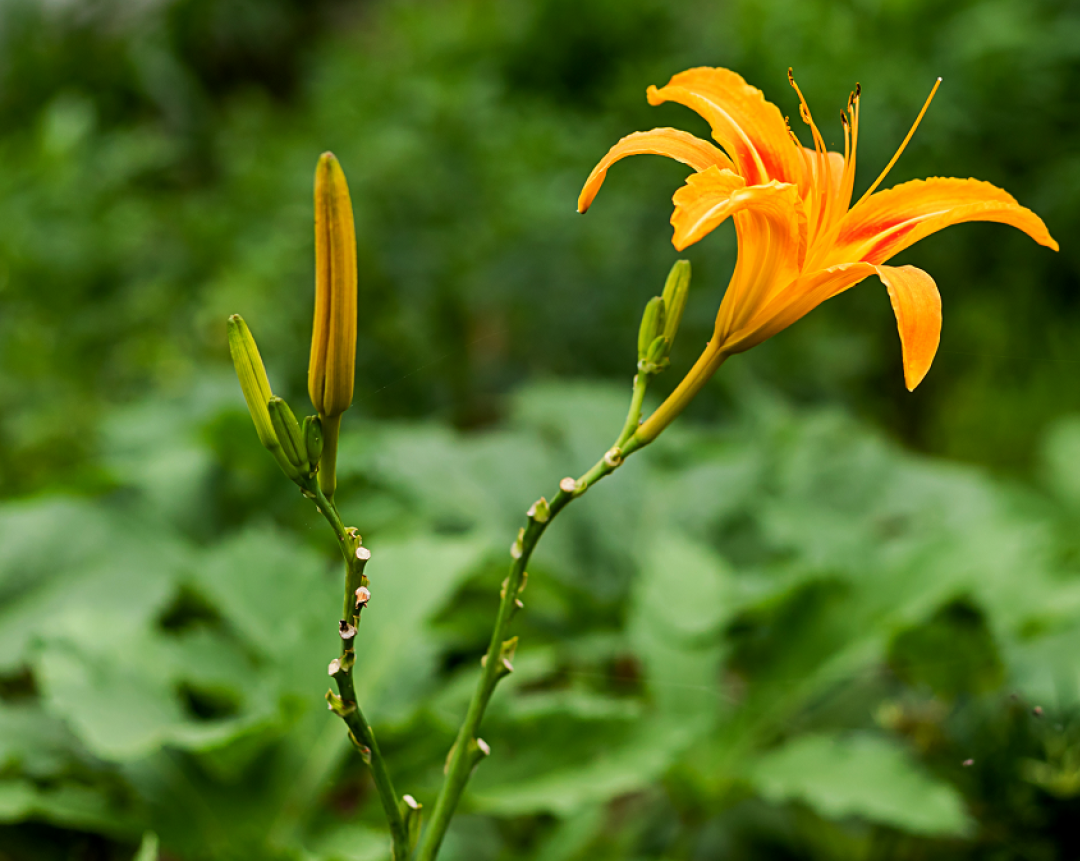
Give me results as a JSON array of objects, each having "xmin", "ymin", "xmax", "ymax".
[
  {"xmin": 660, "ymin": 260, "xmax": 691, "ymax": 345},
  {"xmin": 309, "ymin": 152, "xmax": 358, "ymax": 419},
  {"xmin": 637, "ymin": 296, "xmax": 666, "ymax": 361},
  {"xmin": 645, "ymin": 334, "xmax": 669, "ymax": 366},
  {"xmin": 303, "ymin": 415, "xmax": 324, "ymax": 470},
  {"xmin": 228, "ymin": 315, "xmax": 277, "ymax": 449},
  {"xmin": 268, "ymin": 397, "xmax": 307, "ymax": 475}
]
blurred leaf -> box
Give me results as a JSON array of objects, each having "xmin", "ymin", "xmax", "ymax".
[
  {"xmin": 470, "ymin": 722, "xmax": 684, "ymax": 816},
  {"xmin": 749, "ymin": 733, "xmax": 973, "ymax": 837},
  {"xmin": 0, "ymin": 778, "xmax": 132, "ymax": 835},
  {"xmin": 888, "ymin": 600, "xmax": 1004, "ymax": 700},
  {"xmin": 304, "ymin": 823, "xmax": 389, "ymax": 861}
]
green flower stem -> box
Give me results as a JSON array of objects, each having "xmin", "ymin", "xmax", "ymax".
[
  {"xmin": 312, "ymin": 485, "xmax": 410, "ymax": 860},
  {"xmin": 416, "ymin": 373, "xmax": 656, "ymax": 860},
  {"xmin": 615, "ymin": 372, "xmax": 651, "ymax": 449},
  {"xmin": 318, "ymin": 413, "xmax": 342, "ymax": 500},
  {"xmin": 625, "ymin": 342, "xmax": 728, "ymax": 452}
]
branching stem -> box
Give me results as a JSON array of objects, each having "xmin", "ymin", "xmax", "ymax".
[
  {"xmin": 415, "ymin": 371, "xmax": 656, "ymax": 860},
  {"xmin": 313, "ymin": 485, "xmax": 410, "ymax": 860}
]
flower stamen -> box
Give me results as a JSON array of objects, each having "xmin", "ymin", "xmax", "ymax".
[
  {"xmin": 788, "ymin": 68, "xmax": 835, "ymax": 245},
  {"xmin": 855, "ymin": 77, "xmax": 942, "ymax": 208}
]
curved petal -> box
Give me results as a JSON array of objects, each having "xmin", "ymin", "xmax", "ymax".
[
  {"xmin": 722, "ymin": 262, "xmax": 876, "ymax": 353},
  {"xmin": 669, "ymin": 166, "xmax": 805, "ymax": 339},
  {"xmin": 577, "ymin": 128, "xmax": 734, "ymax": 213},
  {"xmin": 670, "ymin": 166, "xmax": 799, "ymax": 252},
  {"xmin": 832, "ymin": 177, "xmax": 1059, "ymax": 265},
  {"xmin": 647, "ymin": 67, "xmax": 805, "ymax": 188},
  {"xmin": 874, "ymin": 264, "xmax": 941, "ymax": 391}
]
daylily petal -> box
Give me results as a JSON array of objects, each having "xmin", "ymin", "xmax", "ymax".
[
  {"xmin": 723, "ymin": 261, "xmax": 876, "ymax": 353},
  {"xmin": 833, "ymin": 177, "xmax": 1059, "ymax": 265},
  {"xmin": 577, "ymin": 128, "xmax": 734, "ymax": 214},
  {"xmin": 800, "ymin": 147, "xmax": 846, "ymax": 245},
  {"xmin": 669, "ymin": 166, "xmax": 805, "ymax": 338},
  {"xmin": 670, "ymin": 166, "xmax": 799, "ymax": 252},
  {"xmin": 874, "ymin": 264, "xmax": 941, "ymax": 391},
  {"xmin": 647, "ymin": 67, "xmax": 805, "ymax": 188}
]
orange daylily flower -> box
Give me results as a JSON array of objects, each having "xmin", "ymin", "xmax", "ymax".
[{"xmin": 579, "ymin": 67, "xmax": 1058, "ymax": 448}]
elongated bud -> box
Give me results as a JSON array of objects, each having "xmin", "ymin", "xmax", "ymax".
[
  {"xmin": 303, "ymin": 415, "xmax": 324, "ymax": 469},
  {"xmin": 228, "ymin": 315, "xmax": 277, "ymax": 449},
  {"xmin": 268, "ymin": 397, "xmax": 307, "ymax": 473},
  {"xmin": 309, "ymin": 152, "xmax": 358, "ymax": 419},
  {"xmin": 660, "ymin": 260, "xmax": 691, "ymax": 345},
  {"xmin": 637, "ymin": 296, "xmax": 666, "ymax": 361},
  {"xmin": 228, "ymin": 315, "xmax": 299, "ymax": 478}
]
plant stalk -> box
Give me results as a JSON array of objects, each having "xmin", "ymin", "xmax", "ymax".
[
  {"xmin": 415, "ymin": 384, "xmax": 652, "ymax": 859},
  {"xmin": 313, "ymin": 485, "xmax": 410, "ymax": 860}
]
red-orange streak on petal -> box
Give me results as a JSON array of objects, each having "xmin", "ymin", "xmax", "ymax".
[
  {"xmin": 647, "ymin": 67, "xmax": 805, "ymax": 188},
  {"xmin": 832, "ymin": 177, "xmax": 1059, "ymax": 265},
  {"xmin": 874, "ymin": 264, "xmax": 941, "ymax": 390},
  {"xmin": 577, "ymin": 128, "xmax": 733, "ymax": 213},
  {"xmin": 861, "ymin": 222, "xmax": 919, "ymax": 265}
]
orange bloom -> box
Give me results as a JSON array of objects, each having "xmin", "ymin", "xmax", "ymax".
[{"xmin": 579, "ymin": 67, "xmax": 1057, "ymax": 446}]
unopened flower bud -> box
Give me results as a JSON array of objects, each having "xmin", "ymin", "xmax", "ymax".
[
  {"xmin": 228, "ymin": 315, "xmax": 304, "ymax": 479},
  {"xmin": 637, "ymin": 296, "xmax": 666, "ymax": 362},
  {"xmin": 268, "ymin": 397, "xmax": 308, "ymax": 473},
  {"xmin": 303, "ymin": 415, "xmax": 324, "ymax": 470},
  {"xmin": 228, "ymin": 315, "xmax": 276, "ymax": 447},
  {"xmin": 309, "ymin": 152, "xmax": 358, "ymax": 419},
  {"xmin": 660, "ymin": 260, "xmax": 691, "ymax": 345}
]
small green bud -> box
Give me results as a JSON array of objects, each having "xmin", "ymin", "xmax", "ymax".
[
  {"xmin": 228, "ymin": 315, "xmax": 300, "ymax": 478},
  {"xmin": 637, "ymin": 296, "xmax": 666, "ymax": 361},
  {"xmin": 660, "ymin": 260, "xmax": 691, "ymax": 345},
  {"xmin": 646, "ymin": 334, "xmax": 670, "ymax": 366},
  {"xmin": 268, "ymin": 397, "xmax": 307, "ymax": 474},
  {"xmin": 303, "ymin": 415, "xmax": 324, "ymax": 470},
  {"xmin": 227, "ymin": 315, "xmax": 277, "ymax": 449}
]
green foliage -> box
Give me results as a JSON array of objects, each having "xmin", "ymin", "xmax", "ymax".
[
  {"xmin": 4, "ymin": 376, "xmax": 1079, "ymax": 858},
  {"xmin": 1, "ymin": 0, "xmax": 1079, "ymax": 858}
]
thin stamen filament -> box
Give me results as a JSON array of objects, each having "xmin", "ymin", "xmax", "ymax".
[{"xmin": 855, "ymin": 77, "xmax": 941, "ymax": 207}]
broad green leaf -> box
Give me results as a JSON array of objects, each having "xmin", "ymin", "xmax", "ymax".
[
  {"xmin": 0, "ymin": 778, "xmax": 132, "ymax": 834},
  {"xmin": 470, "ymin": 723, "xmax": 687, "ymax": 816},
  {"xmin": 629, "ymin": 531, "xmax": 731, "ymax": 719},
  {"xmin": 304, "ymin": 824, "xmax": 389, "ymax": 861},
  {"xmin": 750, "ymin": 733, "xmax": 973, "ymax": 837},
  {"xmin": 353, "ymin": 534, "xmax": 488, "ymax": 716}
]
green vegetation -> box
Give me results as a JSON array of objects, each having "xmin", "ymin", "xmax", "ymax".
[{"xmin": 0, "ymin": 0, "xmax": 1078, "ymax": 858}]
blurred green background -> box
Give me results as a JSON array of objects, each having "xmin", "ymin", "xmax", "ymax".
[{"xmin": 1, "ymin": 0, "xmax": 1079, "ymax": 858}]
